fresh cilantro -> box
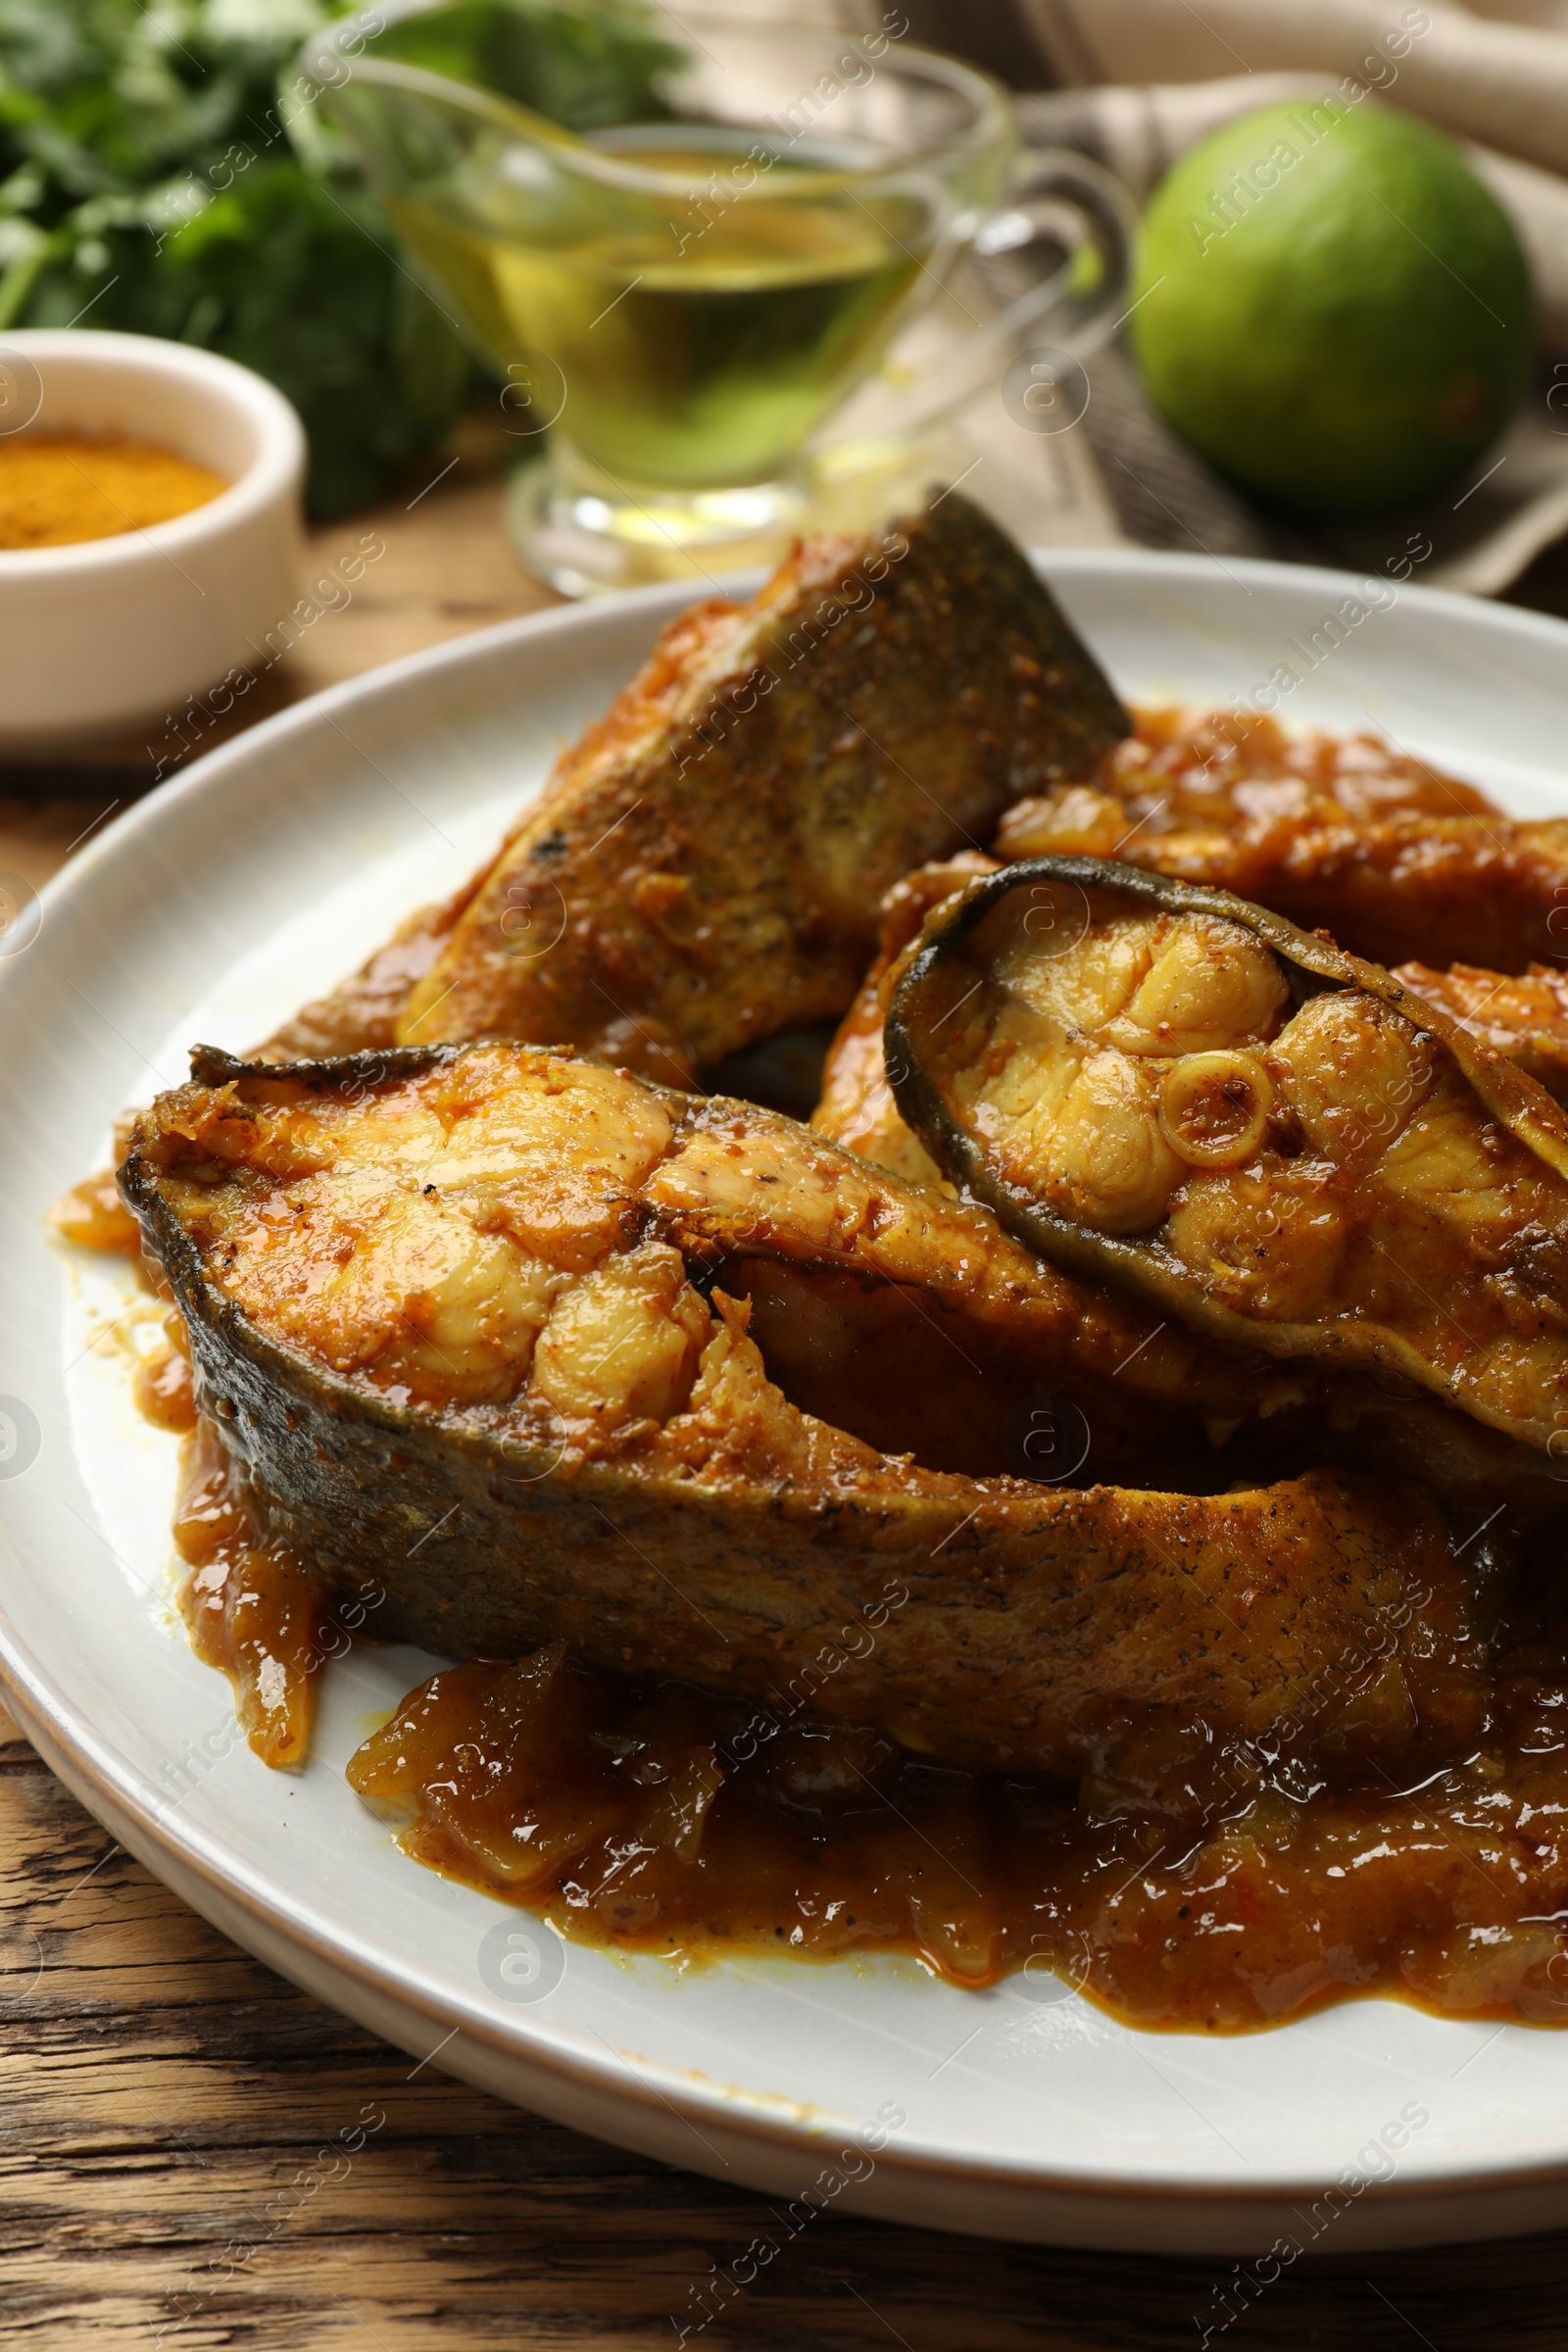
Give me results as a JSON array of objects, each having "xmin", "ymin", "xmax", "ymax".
[{"xmin": 0, "ymin": 0, "xmax": 673, "ymax": 514}]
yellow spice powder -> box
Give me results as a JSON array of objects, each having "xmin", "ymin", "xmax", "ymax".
[{"xmin": 0, "ymin": 434, "xmax": 229, "ymax": 551}]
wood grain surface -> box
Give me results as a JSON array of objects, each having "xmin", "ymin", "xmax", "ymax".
[{"xmin": 8, "ymin": 434, "xmax": 1568, "ymax": 2348}]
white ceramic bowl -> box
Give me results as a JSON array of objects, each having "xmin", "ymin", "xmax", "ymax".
[{"xmin": 0, "ymin": 329, "xmax": 305, "ymax": 754}]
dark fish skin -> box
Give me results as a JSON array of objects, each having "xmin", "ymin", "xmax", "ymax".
[
  {"xmin": 121, "ymin": 1044, "xmax": 1492, "ymax": 1785},
  {"xmin": 394, "ymin": 494, "xmax": 1129, "ymax": 1080}
]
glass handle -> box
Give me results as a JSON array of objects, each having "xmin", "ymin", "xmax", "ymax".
[
  {"xmin": 814, "ymin": 149, "xmax": 1137, "ymax": 454},
  {"xmin": 982, "ymin": 148, "xmax": 1136, "ymax": 360}
]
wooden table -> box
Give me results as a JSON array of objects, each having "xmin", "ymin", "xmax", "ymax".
[{"xmin": 8, "ymin": 441, "xmax": 1568, "ymax": 2347}]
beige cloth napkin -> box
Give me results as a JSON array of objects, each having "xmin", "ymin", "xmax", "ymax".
[
  {"xmin": 1008, "ymin": 73, "xmax": 1568, "ymax": 590},
  {"xmin": 823, "ymin": 0, "xmax": 1568, "ymax": 589},
  {"xmin": 1017, "ymin": 0, "xmax": 1568, "ymax": 181},
  {"xmin": 985, "ymin": 2, "xmax": 1568, "ymax": 588}
]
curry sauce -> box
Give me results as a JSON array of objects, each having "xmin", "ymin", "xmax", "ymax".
[{"xmin": 164, "ymin": 1396, "xmax": 1568, "ymax": 2031}]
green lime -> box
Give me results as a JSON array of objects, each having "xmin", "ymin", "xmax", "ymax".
[{"xmin": 1128, "ymin": 99, "xmax": 1534, "ymax": 518}]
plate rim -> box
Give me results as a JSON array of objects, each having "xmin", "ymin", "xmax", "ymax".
[{"xmin": 12, "ymin": 546, "xmax": 1568, "ymax": 2225}]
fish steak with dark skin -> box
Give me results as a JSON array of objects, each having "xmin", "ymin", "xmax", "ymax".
[
  {"xmin": 118, "ymin": 1043, "xmax": 1506, "ymax": 1788},
  {"xmin": 888, "ymin": 857, "xmax": 1568, "ymax": 1455},
  {"xmin": 319, "ymin": 492, "xmax": 1125, "ymax": 1082},
  {"xmin": 998, "ymin": 705, "xmax": 1568, "ymax": 975}
]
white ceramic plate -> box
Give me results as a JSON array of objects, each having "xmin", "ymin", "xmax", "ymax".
[{"xmin": 9, "ymin": 551, "xmax": 1568, "ymax": 2258}]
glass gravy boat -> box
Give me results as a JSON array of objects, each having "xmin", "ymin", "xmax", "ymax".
[{"xmin": 303, "ymin": 1, "xmax": 1132, "ymax": 591}]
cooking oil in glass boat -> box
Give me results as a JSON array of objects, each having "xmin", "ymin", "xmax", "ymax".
[{"xmin": 389, "ymin": 125, "xmax": 929, "ymax": 487}]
